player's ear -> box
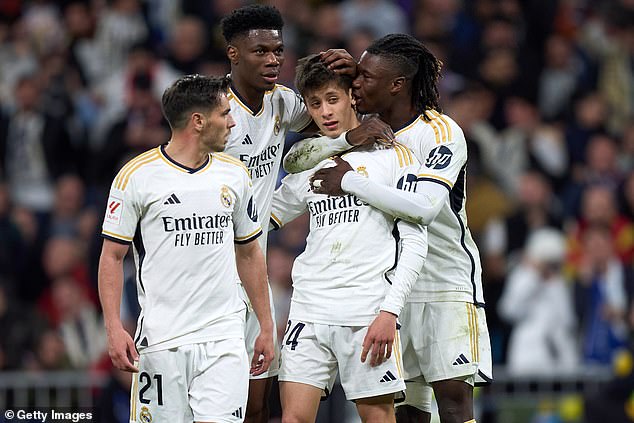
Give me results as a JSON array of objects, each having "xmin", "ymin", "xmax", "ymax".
[
  {"xmin": 191, "ymin": 112, "xmax": 204, "ymax": 132},
  {"xmin": 390, "ymin": 76, "xmax": 406, "ymax": 95},
  {"xmin": 227, "ymin": 45, "xmax": 239, "ymax": 65}
]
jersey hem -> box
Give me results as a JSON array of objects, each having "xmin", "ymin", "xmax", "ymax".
[{"xmin": 101, "ymin": 233, "xmax": 132, "ymax": 245}]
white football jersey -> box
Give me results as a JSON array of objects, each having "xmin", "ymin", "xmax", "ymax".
[
  {"xmin": 271, "ymin": 144, "xmax": 422, "ymax": 326},
  {"xmin": 224, "ymin": 84, "xmax": 311, "ymax": 253},
  {"xmin": 395, "ymin": 110, "xmax": 484, "ymax": 305},
  {"xmin": 101, "ymin": 146, "xmax": 262, "ymax": 353}
]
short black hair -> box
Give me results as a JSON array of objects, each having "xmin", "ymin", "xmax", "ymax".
[
  {"xmin": 161, "ymin": 74, "xmax": 230, "ymax": 130},
  {"xmin": 366, "ymin": 34, "xmax": 442, "ymax": 116},
  {"xmin": 221, "ymin": 4, "xmax": 284, "ymax": 43},
  {"xmin": 295, "ymin": 54, "xmax": 353, "ymax": 97}
]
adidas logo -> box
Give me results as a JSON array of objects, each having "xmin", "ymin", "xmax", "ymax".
[
  {"xmin": 379, "ymin": 370, "xmax": 397, "ymax": 383},
  {"xmin": 242, "ymin": 134, "xmax": 253, "ymax": 145},
  {"xmin": 164, "ymin": 193, "xmax": 181, "ymax": 205},
  {"xmin": 231, "ymin": 407, "xmax": 243, "ymax": 419},
  {"xmin": 452, "ymin": 353, "xmax": 470, "ymax": 365}
]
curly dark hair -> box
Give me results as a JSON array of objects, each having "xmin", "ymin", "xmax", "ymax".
[
  {"xmin": 295, "ymin": 54, "xmax": 353, "ymax": 97},
  {"xmin": 221, "ymin": 4, "xmax": 284, "ymax": 43},
  {"xmin": 161, "ymin": 74, "xmax": 230, "ymax": 130},
  {"xmin": 366, "ymin": 34, "xmax": 442, "ymax": 116}
]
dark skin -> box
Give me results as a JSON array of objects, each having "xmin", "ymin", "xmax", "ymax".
[
  {"xmin": 311, "ymin": 52, "xmax": 411, "ymax": 194},
  {"xmin": 311, "ymin": 51, "xmax": 476, "ymax": 423}
]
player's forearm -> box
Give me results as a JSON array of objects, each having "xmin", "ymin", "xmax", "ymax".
[
  {"xmin": 98, "ymin": 253, "xmax": 126, "ymax": 332},
  {"xmin": 341, "ymin": 172, "xmax": 446, "ymax": 225},
  {"xmin": 283, "ymin": 132, "xmax": 351, "ymax": 173},
  {"xmin": 236, "ymin": 243, "xmax": 274, "ymax": 332},
  {"xmin": 380, "ymin": 222, "xmax": 427, "ymax": 316}
]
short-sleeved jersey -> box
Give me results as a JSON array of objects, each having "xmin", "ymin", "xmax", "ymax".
[
  {"xmin": 101, "ymin": 146, "xmax": 262, "ymax": 353},
  {"xmin": 271, "ymin": 144, "xmax": 421, "ymax": 326},
  {"xmin": 395, "ymin": 110, "xmax": 484, "ymax": 305},
  {"xmin": 224, "ymin": 84, "xmax": 311, "ymax": 253}
]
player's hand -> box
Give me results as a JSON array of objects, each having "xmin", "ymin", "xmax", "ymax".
[
  {"xmin": 320, "ymin": 49, "xmax": 356, "ymax": 76},
  {"xmin": 361, "ymin": 311, "xmax": 397, "ymax": 367},
  {"xmin": 251, "ymin": 331, "xmax": 275, "ymax": 376},
  {"xmin": 106, "ymin": 325, "xmax": 139, "ymax": 372},
  {"xmin": 346, "ymin": 116, "xmax": 395, "ymax": 147},
  {"xmin": 310, "ymin": 156, "xmax": 353, "ymax": 196}
]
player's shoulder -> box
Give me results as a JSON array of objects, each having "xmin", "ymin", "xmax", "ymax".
[
  {"xmin": 213, "ymin": 152, "xmax": 251, "ymax": 177},
  {"xmin": 419, "ymin": 110, "xmax": 465, "ymax": 145},
  {"xmin": 112, "ymin": 147, "xmax": 162, "ymax": 191},
  {"xmin": 269, "ymin": 84, "xmax": 302, "ymax": 102}
]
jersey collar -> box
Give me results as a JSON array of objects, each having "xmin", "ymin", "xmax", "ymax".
[{"xmin": 159, "ymin": 144, "xmax": 210, "ymax": 174}]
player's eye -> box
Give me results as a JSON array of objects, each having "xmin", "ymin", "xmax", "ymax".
[
  {"xmin": 309, "ymin": 102, "xmax": 320, "ymax": 109},
  {"xmin": 255, "ymin": 48, "xmax": 265, "ymax": 54},
  {"xmin": 275, "ymin": 47, "xmax": 284, "ymax": 55},
  {"xmin": 327, "ymin": 97, "xmax": 339, "ymax": 104}
]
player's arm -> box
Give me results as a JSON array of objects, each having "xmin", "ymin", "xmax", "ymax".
[
  {"xmin": 361, "ymin": 153, "xmax": 428, "ymax": 366},
  {"xmin": 270, "ymin": 172, "xmax": 309, "ymax": 230},
  {"xmin": 283, "ymin": 117, "xmax": 395, "ymax": 173},
  {"xmin": 340, "ymin": 169, "xmax": 449, "ymax": 225},
  {"xmin": 362, "ymin": 220, "xmax": 428, "ymax": 366},
  {"xmin": 98, "ymin": 239, "xmax": 139, "ymax": 372},
  {"xmin": 235, "ymin": 240, "xmax": 274, "ymax": 376}
]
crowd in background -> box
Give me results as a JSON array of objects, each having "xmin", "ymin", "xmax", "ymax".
[{"xmin": 0, "ymin": 0, "xmax": 633, "ymax": 421}]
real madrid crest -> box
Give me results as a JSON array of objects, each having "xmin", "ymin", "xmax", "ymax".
[
  {"xmin": 273, "ymin": 115, "xmax": 281, "ymax": 135},
  {"xmin": 356, "ymin": 166, "xmax": 368, "ymax": 177},
  {"xmin": 221, "ymin": 185, "xmax": 232, "ymax": 208},
  {"xmin": 140, "ymin": 406, "xmax": 152, "ymax": 423}
]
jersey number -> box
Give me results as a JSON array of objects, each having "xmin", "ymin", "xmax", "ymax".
[
  {"xmin": 139, "ymin": 372, "xmax": 163, "ymax": 405},
  {"xmin": 284, "ymin": 321, "xmax": 306, "ymax": 351}
]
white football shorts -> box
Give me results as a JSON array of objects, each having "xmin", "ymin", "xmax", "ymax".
[
  {"xmin": 129, "ymin": 338, "xmax": 249, "ymax": 423},
  {"xmin": 279, "ymin": 320, "xmax": 406, "ymax": 401},
  {"xmin": 398, "ymin": 301, "xmax": 493, "ymax": 385}
]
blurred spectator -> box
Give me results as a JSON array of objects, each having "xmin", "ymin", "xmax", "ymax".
[
  {"xmin": 574, "ymin": 225, "xmax": 631, "ymax": 365},
  {"xmin": 63, "ymin": 0, "xmax": 102, "ymax": 87},
  {"xmin": 0, "ymin": 74, "xmax": 77, "ymax": 213},
  {"xmin": 538, "ymin": 34, "xmax": 586, "ymax": 121},
  {"xmin": 566, "ymin": 185, "xmax": 634, "ymax": 269},
  {"xmin": 562, "ymin": 133, "xmax": 623, "ymax": 217},
  {"xmin": 499, "ymin": 229, "xmax": 578, "ymax": 375},
  {"xmin": 51, "ymin": 276, "xmax": 106, "ymax": 368},
  {"xmin": 93, "ymin": 0, "xmax": 148, "ymax": 80},
  {"xmin": 0, "ymin": 279, "xmax": 43, "ymax": 370},
  {"xmin": 470, "ymin": 94, "xmax": 568, "ymax": 196},
  {"xmin": 93, "ymin": 70, "xmax": 169, "ymax": 192},
  {"xmin": 92, "ymin": 41, "xmax": 177, "ymax": 147},
  {"xmin": 26, "ymin": 329, "xmax": 71, "ymax": 371},
  {"xmin": 340, "ymin": 0, "xmax": 408, "ymax": 38},
  {"xmin": 165, "ymin": 16, "xmax": 208, "ymax": 74},
  {"xmin": 484, "ymin": 170, "xmax": 562, "ymax": 271},
  {"xmin": 46, "ymin": 174, "xmax": 92, "ymax": 238},
  {"xmin": 564, "ymin": 92, "xmax": 608, "ymax": 170},
  {"xmin": 38, "ymin": 235, "xmax": 96, "ymax": 320}
]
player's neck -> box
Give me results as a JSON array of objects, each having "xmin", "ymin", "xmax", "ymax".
[
  {"xmin": 380, "ymin": 102, "xmax": 419, "ymax": 132},
  {"xmin": 164, "ymin": 136, "xmax": 209, "ymax": 169},
  {"xmin": 230, "ymin": 77, "xmax": 265, "ymax": 113}
]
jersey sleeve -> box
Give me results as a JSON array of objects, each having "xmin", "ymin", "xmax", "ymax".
[
  {"xmin": 101, "ymin": 174, "xmax": 141, "ymax": 245},
  {"xmin": 417, "ymin": 117, "xmax": 467, "ymax": 192},
  {"xmin": 233, "ymin": 172, "xmax": 263, "ymax": 244},
  {"xmin": 270, "ymin": 172, "xmax": 309, "ymax": 229},
  {"xmin": 281, "ymin": 87, "xmax": 312, "ymax": 132},
  {"xmin": 379, "ymin": 146, "xmax": 428, "ymax": 315}
]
